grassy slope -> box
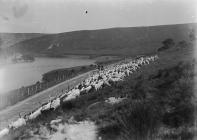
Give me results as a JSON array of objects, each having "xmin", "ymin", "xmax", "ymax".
[
  {"xmin": 0, "ymin": 33, "xmax": 44, "ymax": 49},
  {"xmin": 9, "ymin": 23, "xmax": 197, "ymax": 57},
  {"xmin": 4, "ymin": 40, "xmax": 196, "ymax": 140}
]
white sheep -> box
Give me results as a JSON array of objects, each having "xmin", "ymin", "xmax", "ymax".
[
  {"xmin": 94, "ymin": 81, "xmax": 103, "ymax": 91},
  {"xmin": 105, "ymin": 97, "xmax": 126, "ymax": 104},
  {"xmin": 41, "ymin": 102, "xmax": 51, "ymax": 111},
  {"xmin": 50, "ymin": 119, "xmax": 62, "ymax": 125},
  {"xmin": 28, "ymin": 107, "xmax": 42, "ymax": 120},
  {"xmin": 85, "ymin": 85, "xmax": 92, "ymax": 93},
  {"xmin": 9, "ymin": 117, "xmax": 26, "ymax": 129},
  {"xmin": 0, "ymin": 128, "xmax": 9, "ymax": 138},
  {"xmin": 65, "ymin": 89, "xmax": 80, "ymax": 101},
  {"xmin": 50, "ymin": 98, "xmax": 60, "ymax": 110}
]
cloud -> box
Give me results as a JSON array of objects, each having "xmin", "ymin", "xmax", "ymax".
[
  {"xmin": 2, "ymin": 16, "xmax": 9, "ymax": 21},
  {"xmin": 12, "ymin": 1, "xmax": 28, "ymax": 18},
  {"xmin": 0, "ymin": 15, "xmax": 9, "ymax": 21}
]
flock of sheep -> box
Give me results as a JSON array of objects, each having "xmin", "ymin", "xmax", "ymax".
[{"xmin": 0, "ymin": 54, "xmax": 159, "ymax": 138}]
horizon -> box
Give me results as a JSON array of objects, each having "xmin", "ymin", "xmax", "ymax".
[
  {"xmin": 0, "ymin": 0, "xmax": 196, "ymax": 33},
  {"xmin": 0, "ymin": 22, "xmax": 196, "ymax": 34}
]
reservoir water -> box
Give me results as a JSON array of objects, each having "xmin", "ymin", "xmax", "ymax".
[{"xmin": 0, "ymin": 57, "xmax": 95, "ymax": 94}]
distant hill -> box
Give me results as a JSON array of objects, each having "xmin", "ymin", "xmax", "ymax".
[
  {"xmin": 8, "ymin": 23, "xmax": 197, "ymax": 57},
  {"xmin": 0, "ymin": 33, "xmax": 44, "ymax": 49}
]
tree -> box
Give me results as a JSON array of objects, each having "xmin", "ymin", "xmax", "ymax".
[
  {"xmin": 0, "ymin": 37, "xmax": 2, "ymax": 46},
  {"xmin": 0, "ymin": 38, "xmax": 2, "ymax": 53},
  {"xmin": 158, "ymin": 38, "xmax": 175, "ymax": 52},
  {"xmin": 189, "ymin": 29, "xmax": 196, "ymax": 41},
  {"xmin": 178, "ymin": 40, "xmax": 187, "ymax": 48},
  {"xmin": 162, "ymin": 38, "xmax": 175, "ymax": 47},
  {"xmin": 81, "ymin": 66, "xmax": 86, "ymax": 70},
  {"xmin": 71, "ymin": 69, "xmax": 75, "ymax": 73}
]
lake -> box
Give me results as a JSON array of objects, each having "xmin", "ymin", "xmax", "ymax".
[{"xmin": 0, "ymin": 57, "xmax": 95, "ymax": 94}]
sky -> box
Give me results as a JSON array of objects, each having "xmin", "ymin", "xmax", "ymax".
[{"xmin": 0, "ymin": 0, "xmax": 196, "ymax": 33}]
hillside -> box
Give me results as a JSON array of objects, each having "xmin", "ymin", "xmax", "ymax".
[
  {"xmin": 8, "ymin": 23, "xmax": 197, "ymax": 57},
  {"xmin": 0, "ymin": 33, "xmax": 44, "ymax": 49},
  {"xmin": 2, "ymin": 40, "xmax": 196, "ymax": 140}
]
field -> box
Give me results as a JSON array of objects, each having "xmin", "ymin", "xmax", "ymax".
[{"xmin": 3, "ymin": 36, "xmax": 196, "ymax": 140}]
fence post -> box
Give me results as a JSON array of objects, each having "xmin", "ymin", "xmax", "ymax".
[{"xmin": 27, "ymin": 87, "xmax": 30, "ymax": 96}]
